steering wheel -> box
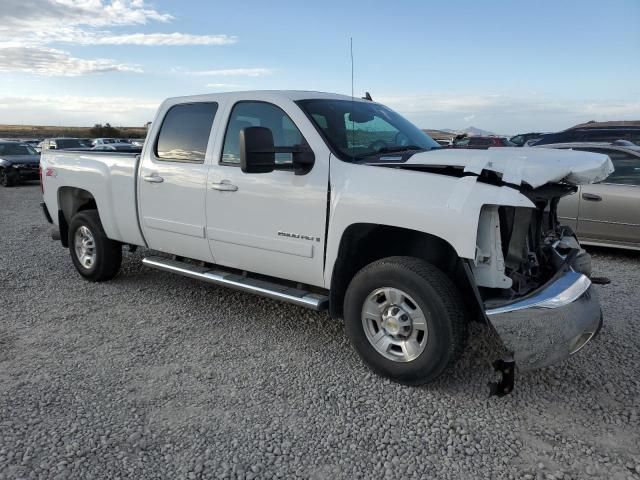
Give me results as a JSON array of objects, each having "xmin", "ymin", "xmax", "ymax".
[{"xmin": 368, "ymin": 139, "xmax": 388, "ymax": 152}]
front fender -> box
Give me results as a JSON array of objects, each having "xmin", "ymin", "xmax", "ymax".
[{"xmin": 324, "ymin": 160, "xmax": 534, "ymax": 289}]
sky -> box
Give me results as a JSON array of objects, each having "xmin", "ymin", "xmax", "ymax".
[{"xmin": 0, "ymin": 0, "xmax": 638, "ymax": 134}]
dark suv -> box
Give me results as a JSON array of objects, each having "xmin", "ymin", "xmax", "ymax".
[
  {"xmin": 453, "ymin": 136, "xmax": 515, "ymax": 149},
  {"xmin": 533, "ymin": 126, "xmax": 640, "ymax": 146}
]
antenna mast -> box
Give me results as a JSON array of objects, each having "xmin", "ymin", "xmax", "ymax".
[{"xmin": 350, "ymin": 37, "xmax": 354, "ymax": 100}]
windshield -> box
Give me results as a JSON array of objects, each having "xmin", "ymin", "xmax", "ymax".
[
  {"xmin": 297, "ymin": 99, "xmax": 440, "ymax": 160},
  {"xmin": 0, "ymin": 143, "xmax": 37, "ymax": 155}
]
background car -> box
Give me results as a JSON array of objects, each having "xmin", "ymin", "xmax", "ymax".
[
  {"xmin": 510, "ymin": 132, "xmax": 546, "ymax": 146},
  {"xmin": 533, "ymin": 124, "xmax": 640, "ymax": 146},
  {"xmin": 538, "ymin": 142, "xmax": 640, "ymax": 250},
  {"xmin": 91, "ymin": 142, "xmax": 142, "ymax": 153},
  {"xmin": 41, "ymin": 138, "xmax": 93, "ymax": 151},
  {"xmin": 18, "ymin": 139, "xmax": 43, "ymax": 152},
  {"xmin": 0, "ymin": 140, "xmax": 41, "ymax": 187},
  {"xmin": 92, "ymin": 138, "xmax": 120, "ymax": 147},
  {"xmin": 452, "ymin": 136, "xmax": 516, "ymax": 149}
]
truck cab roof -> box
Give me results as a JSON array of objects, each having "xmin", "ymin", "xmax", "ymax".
[{"xmin": 164, "ymin": 90, "xmax": 372, "ymax": 105}]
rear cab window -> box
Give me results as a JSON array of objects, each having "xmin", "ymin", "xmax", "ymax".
[{"xmin": 155, "ymin": 102, "xmax": 218, "ymax": 162}]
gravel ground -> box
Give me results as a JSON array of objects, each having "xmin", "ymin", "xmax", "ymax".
[{"xmin": 1, "ymin": 183, "xmax": 639, "ymax": 480}]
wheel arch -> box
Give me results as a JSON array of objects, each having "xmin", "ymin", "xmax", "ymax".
[
  {"xmin": 57, "ymin": 187, "xmax": 98, "ymax": 247},
  {"xmin": 328, "ymin": 223, "xmax": 482, "ymax": 321}
]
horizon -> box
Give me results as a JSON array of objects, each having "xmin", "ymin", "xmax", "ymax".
[{"xmin": 0, "ymin": 0, "xmax": 638, "ymax": 134}]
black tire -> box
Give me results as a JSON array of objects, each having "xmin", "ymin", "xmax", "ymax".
[
  {"xmin": 68, "ymin": 209, "xmax": 122, "ymax": 282},
  {"xmin": 0, "ymin": 168, "xmax": 15, "ymax": 187},
  {"xmin": 344, "ymin": 256, "xmax": 467, "ymax": 385}
]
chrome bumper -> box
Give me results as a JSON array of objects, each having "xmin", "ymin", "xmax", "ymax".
[{"xmin": 485, "ymin": 269, "xmax": 602, "ymax": 371}]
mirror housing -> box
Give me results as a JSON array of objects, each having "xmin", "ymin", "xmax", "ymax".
[
  {"xmin": 240, "ymin": 126, "xmax": 275, "ymax": 174},
  {"xmin": 240, "ymin": 126, "xmax": 315, "ymax": 175}
]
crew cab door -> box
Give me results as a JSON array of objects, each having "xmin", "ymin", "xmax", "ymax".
[
  {"xmin": 205, "ymin": 99, "xmax": 330, "ymax": 287},
  {"xmin": 138, "ymin": 102, "xmax": 219, "ymax": 262},
  {"xmin": 573, "ymin": 148, "xmax": 640, "ymax": 248}
]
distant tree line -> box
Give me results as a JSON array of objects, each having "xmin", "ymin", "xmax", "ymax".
[{"xmin": 89, "ymin": 123, "xmax": 122, "ymax": 138}]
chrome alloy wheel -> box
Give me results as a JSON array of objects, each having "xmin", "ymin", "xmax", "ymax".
[
  {"xmin": 361, "ymin": 287, "xmax": 429, "ymax": 362},
  {"xmin": 74, "ymin": 226, "xmax": 96, "ymax": 269}
]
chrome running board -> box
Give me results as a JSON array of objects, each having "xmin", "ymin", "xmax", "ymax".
[{"xmin": 142, "ymin": 256, "xmax": 329, "ymax": 311}]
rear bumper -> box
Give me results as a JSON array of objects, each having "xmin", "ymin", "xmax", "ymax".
[{"xmin": 486, "ymin": 268, "xmax": 602, "ymax": 371}]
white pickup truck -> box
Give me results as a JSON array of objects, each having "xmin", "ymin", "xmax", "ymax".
[{"xmin": 40, "ymin": 90, "xmax": 612, "ymax": 391}]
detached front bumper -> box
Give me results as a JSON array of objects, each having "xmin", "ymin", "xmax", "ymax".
[{"xmin": 485, "ymin": 267, "xmax": 602, "ymax": 371}]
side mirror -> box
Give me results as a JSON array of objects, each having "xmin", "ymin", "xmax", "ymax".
[
  {"xmin": 239, "ymin": 125, "xmax": 316, "ymax": 175},
  {"xmin": 49, "ymin": 144, "xmax": 56, "ymax": 150},
  {"xmin": 240, "ymin": 126, "xmax": 275, "ymax": 174}
]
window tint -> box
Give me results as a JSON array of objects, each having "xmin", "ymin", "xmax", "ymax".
[
  {"xmin": 156, "ymin": 102, "xmax": 218, "ymax": 162},
  {"xmin": 221, "ymin": 102, "xmax": 306, "ymax": 165}
]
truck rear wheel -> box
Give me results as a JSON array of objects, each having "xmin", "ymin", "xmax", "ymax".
[
  {"xmin": 343, "ymin": 256, "xmax": 467, "ymax": 385},
  {"xmin": 68, "ymin": 210, "xmax": 122, "ymax": 282}
]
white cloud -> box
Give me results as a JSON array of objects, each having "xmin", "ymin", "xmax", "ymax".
[
  {"xmin": 191, "ymin": 68, "xmax": 273, "ymax": 77},
  {"xmin": 0, "ymin": 1, "xmax": 238, "ymax": 75},
  {"xmin": 0, "ymin": 95, "xmax": 160, "ymax": 125},
  {"xmin": 0, "ymin": 46, "xmax": 142, "ymax": 76},
  {"xmin": 463, "ymin": 114, "xmax": 476, "ymax": 122},
  {"xmin": 88, "ymin": 32, "xmax": 237, "ymax": 46},
  {"xmin": 0, "ymin": 0, "xmax": 171, "ymax": 32}
]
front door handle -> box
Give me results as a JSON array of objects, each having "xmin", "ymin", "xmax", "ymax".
[
  {"xmin": 582, "ymin": 193, "xmax": 602, "ymax": 202},
  {"xmin": 211, "ymin": 180, "xmax": 238, "ymax": 192},
  {"xmin": 143, "ymin": 174, "xmax": 164, "ymax": 183}
]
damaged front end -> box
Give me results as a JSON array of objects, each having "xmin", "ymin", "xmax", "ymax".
[{"xmin": 471, "ymin": 184, "xmax": 603, "ymax": 373}]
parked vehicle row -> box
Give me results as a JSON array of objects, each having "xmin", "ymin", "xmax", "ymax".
[
  {"xmin": 39, "ymin": 137, "xmax": 145, "ymax": 152},
  {"xmin": 40, "ymin": 90, "xmax": 610, "ymax": 391}
]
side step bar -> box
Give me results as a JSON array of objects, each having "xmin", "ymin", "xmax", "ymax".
[{"xmin": 142, "ymin": 256, "xmax": 329, "ymax": 311}]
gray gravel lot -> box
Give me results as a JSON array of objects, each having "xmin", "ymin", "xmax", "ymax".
[{"xmin": 1, "ymin": 183, "xmax": 639, "ymax": 480}]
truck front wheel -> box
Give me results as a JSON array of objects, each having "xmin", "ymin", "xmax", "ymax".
[
  {"xmin": 344, "ymin": 256, "xmax": 467, "ymax": 385},
  {"xmin": 68, "ymin": 210, "xmax": 122, "ymax": 282}
]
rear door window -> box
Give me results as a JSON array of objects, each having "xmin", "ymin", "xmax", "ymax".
[{"xmin": 155, "ymin": 102, "xmax": 218, "ymax": 162}]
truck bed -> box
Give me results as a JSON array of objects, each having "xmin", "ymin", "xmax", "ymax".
[{"xmin": 40, "ymin": 150, "xmax": 146, "ymax": 246}]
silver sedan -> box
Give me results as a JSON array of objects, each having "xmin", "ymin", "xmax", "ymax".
[{"xmin": 537, "ymin": 142, "xmax": 640, "ymax": 251}]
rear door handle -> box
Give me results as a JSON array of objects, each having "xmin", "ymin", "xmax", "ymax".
[
  {"xmin": 143, "ymin": 174, "xmax": 164, "ymax": 183},
  {"xmin": 211, "ymin": 180, "xmax": 238, "ymax": 192},
  {"xmin": 582, "ymin": 193, "xmax": 602, "ymax": 202}
]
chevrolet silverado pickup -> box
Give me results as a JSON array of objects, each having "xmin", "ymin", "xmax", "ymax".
[{"xmin": 40, "ymin": 91, "xmax": 613, "ymax": 389}]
